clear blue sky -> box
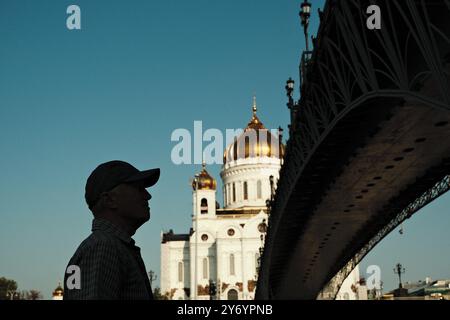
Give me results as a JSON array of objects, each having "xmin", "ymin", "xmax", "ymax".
[{"xmin": 0, "ymin": 0, "xmax": 448, "ymax": 299}]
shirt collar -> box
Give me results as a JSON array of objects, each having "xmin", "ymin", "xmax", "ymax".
[{"xmin": 92, "ymin": 218, "xmax": 135, "ymax": 245}]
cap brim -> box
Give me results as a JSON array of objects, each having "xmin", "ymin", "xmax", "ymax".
[{"xmin": 125, "ymin": 168, "xmax": 160, "ymax": 188}]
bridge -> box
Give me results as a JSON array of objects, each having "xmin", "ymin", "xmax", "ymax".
[{"xmin": 256, "ymin": 0, "xmax": 450, "ymax": 299}]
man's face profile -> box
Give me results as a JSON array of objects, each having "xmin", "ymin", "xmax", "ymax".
[
  {"xmin": 113, "ymin": 183, "xmax": 152, "ymax": 224},
  {"xmin": 98, "ymin": 182, "xmax": 152, "ymax": 226}
]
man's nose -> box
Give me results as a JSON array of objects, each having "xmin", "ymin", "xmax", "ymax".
[{"xmin": 144, "ymin": 189, "xmax": 151, "ymax": 201}]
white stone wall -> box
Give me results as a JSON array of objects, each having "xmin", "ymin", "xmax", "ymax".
[
  {"xmin": 161, "ymin": 239, "xmax": 190, "ymax": 300},
  {"xmin": 193, "ymin": 189, "xmax": 216, "ymax": 218},
  {"xmin": 335, "ymin": 265, "xmax": 360, "ymax": 300},
  {"xmin": 220, "ymin": 158, "xmax": 281, "ymax": 209},
  {"xmin": 161, "ymin": 210, "xmax": 268, "ymax": 300},
  {"xmin": 161, "ymin": 139, "xmax": 281, "ymax": 300},
  {"xmin": 160, "ymin": 239, "xmax": 170, "ymax": 294}
]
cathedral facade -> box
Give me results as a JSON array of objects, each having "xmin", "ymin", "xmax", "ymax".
[
  {"xmin": 161, "ymin": 99, "xmax": 283, "ymax": 300},
  {"xmin": 160, "ymin": 98, "xmax": 361, "ymax": 300}
]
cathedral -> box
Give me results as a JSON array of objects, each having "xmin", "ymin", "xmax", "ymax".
[
  {"xmin": 161, "ymin": 98, "xmax": 283, "ymax": 300},
  {"xmin": 161, "ymin": 98, "xmax": 361, "ymax": 300}
]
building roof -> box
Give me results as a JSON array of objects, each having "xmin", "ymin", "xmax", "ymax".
[
  {"xmin": 161, "ymin": 229, "xmax": 190, "ymax": 243},
  {"xmin": 192, "ymin": 163, "xmax": 217, "ymax": 191},
  {"xmin": 223, "ymin": 96, "xmax": 284, "ymax": 164},
  {"xmin": 387, "ymin": 279, "xmax": 450, "ymax": 297},
  {"xmin": 52, "ymin": 283, "xmax": 64, "ymax": 297}
]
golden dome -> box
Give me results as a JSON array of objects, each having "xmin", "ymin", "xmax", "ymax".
[
  {"xmin": 224, "ymin": 96, "xmax": 285, "ymax": 163},
  {"xmin": 52, "ymin": 283, "xmax": 64, "ymax": 297},
  {"xmin": 192, "ymin": 163, "xmax": 217, "ymax": 190}
]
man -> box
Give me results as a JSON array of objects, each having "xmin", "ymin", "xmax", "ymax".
[{"xmin": 64, "ymin": 160, "xmax": 160, "ymax": 300}]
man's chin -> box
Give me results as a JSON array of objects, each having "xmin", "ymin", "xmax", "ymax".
[
  {"xmin": 133, "ymin": 211, "xmax": 150, "ymax": 227},
  {"xmin": 143, "ymin": 210, "xmax": 151, "ymax": 222}
]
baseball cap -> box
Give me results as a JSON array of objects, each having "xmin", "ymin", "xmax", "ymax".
[{"xmin": 85, "ymin": 160, "xmax": 160, "ymax": 209}]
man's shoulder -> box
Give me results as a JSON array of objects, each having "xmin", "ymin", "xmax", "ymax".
[{"xmin": 70, "ymin": 230, "xmax": 120, "ymax": 260}]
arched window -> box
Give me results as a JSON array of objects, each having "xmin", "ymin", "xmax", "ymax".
[
  {"xmin": 227, "ymin": 289, "xmax": 238, "ymax": 300},
  {"xmin": 243, "ymin": 181, "xmax": 248, "ymax": 200},
  {"xmin": 257, "ymin": 180, "xmax": 262, "ymax": 199},
  {"xmin": 201, "ymin": 198, "xmax": 208, "ymax": 214},
  {"xmin": 230, "ymin": 254, "xmax": 235, "ymax": 276},
  {"xmin": 267, "ymin": 132, "xmax": 272, "ymax": 157},
  {"xmin": 203, "ymin": 258, "xmax": 208, "ymax": 279},
  {"xmin": 245, "ymin": 136, "xmax": 250, "ymax": 158},
  {"xmin": 232, "ymin": 183, "xmax": 236, "ymax": 202},
  {"xmin": 255, "ymin": 253, "xmax": 260, "ymax": 275},
  {"xmin": 224, "ymin": 188, "xmax": 227, "ymax": 206},
  {"xmin": 178, "ymin": 262, "xmax": 183, "ymax": 282}
]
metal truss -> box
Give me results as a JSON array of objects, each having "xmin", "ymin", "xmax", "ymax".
[
  {"xmin": 267, "ymin": 0, "xmax": 450, "ymax": 252},
  {"xmin": 320, "ymin": 175, "xmax": 450, "ymax": 299},
  {"xmin": 257, "ymin": 0, "xmax": 450, "ymax": 299}
]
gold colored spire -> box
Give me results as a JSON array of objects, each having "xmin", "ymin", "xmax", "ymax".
[
  {"xmin": 53, "ymin": 282, "xmax": 64, "ymax": 297},
  {"xmin": 192, "ymin": 163, "xmax": 216, "ymax": 191},
  {"xmin": 246, "ymin": 95, "xmax": 265, "ymax": 130},
  {"xmin": 223, "ymin": 96, "xmax": 286, "ymax": 163}
]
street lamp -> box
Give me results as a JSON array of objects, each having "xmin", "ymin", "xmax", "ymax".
[
  {"xmin": 208, "ymin": 280, "xmax": 216, "ymax": 300},
  {"xmin": 148, "ymin": 270, "xmax": 158, "ymax": 288},
  {"xmin": 278, "ymin": 126, "xmax": 284, "ymax": 166},
  {"xmin": 194, "ymin": 174, "xmax": 199, "ymax": 300},
  {"xmin": 394, "ymin": 263, "xmax": 406, "ymax": 289},
  {"xmin": 269, "ymin": 175, "xmax": 275, "ymax": 203},
  {"xmin": 285, "ymin": 77, "xmax": 295, "ymax": 98},
  {"xmin": 256, "ymin": 220, "xmax": 267, "ymax": 281},
  {"xmin": 260, "ymin": 235, "xmax": 264, "ymax": 251},
  {"xmin": 217, "ymin": 278, "xmax": 222, "ymax": 300},
  {"xmin": 299, "ymin": 0, "xmax": 312, "ymax": 51},
  {"xmin": 285, "ymin": 78, "xmax": 299, "ymax": 135}
]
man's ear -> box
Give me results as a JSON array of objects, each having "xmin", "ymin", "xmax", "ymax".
[{"xmin": 102, "ymin": 191, "xmax": 119, "ymax": 209}]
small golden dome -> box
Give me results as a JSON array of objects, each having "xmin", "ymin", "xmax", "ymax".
[
  {"xmin": 52, "ymin": 283, "xmax": 64, "ymax": 297},
  {"xmin": 192, "ymin": 163, "xmax": 217, "ymax": 190},
  {"xmin": 224, "ymin": 96, "xmax": 285, "ymax": 163}
]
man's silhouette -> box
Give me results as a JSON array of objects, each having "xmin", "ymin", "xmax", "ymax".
[{"xmin": 64, "ymin": 160, "xmax": 160, "ymax": 300}]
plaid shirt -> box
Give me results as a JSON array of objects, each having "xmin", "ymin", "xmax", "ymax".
[{"xmin": 64, "ymin": 219, "xmax": 153, "ymax": 300}]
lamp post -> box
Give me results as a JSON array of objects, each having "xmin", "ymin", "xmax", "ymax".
[
  {"xmin": 285, "ymin": 77, "xmax": 295, "ymax": 101},
  {"xmin": 299, "ymin": 0, "xmax": 312, "ymax": 51},
  {"xmin": 380, "ymin": 280, "xmax": 384, "ymax": 298},
  {"xmin": 257, "ymin": 234, "xmax": 265, "ymax": 275},
  {"xmin": 269, "ymin": 175, "xmax": 275, "ymax": 202},
  {"xmin": 194, "ymin": 174, "xmax": 199, "ymax": 300},
  {"xmin": 278, "ymin": 126, "xmax": 284, "ymax": 166},
  {"xmin": 299, "ymin": 0, "xmax": 313, "ymax": 90},
  {"xmin": 259, "ymin": 235, "xmax": 265, "ymax": 255},
  {"xmin": 285, "ymin": 78, "xmax": 298, "ymax": 135},
  {"xmin": 394, "ymin": 263, "xmax": 406, "ymax": 289},
  {"xmin": 209, "ymin": 280, "xmax": 216, "ymax": 300},
  {"xmin": 148, "ymin": 270, "xmax": 157, "ymax": 288},
  {"xmin": 217, "ymin": 278, "xmax": 221, "ymax": 300}
]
